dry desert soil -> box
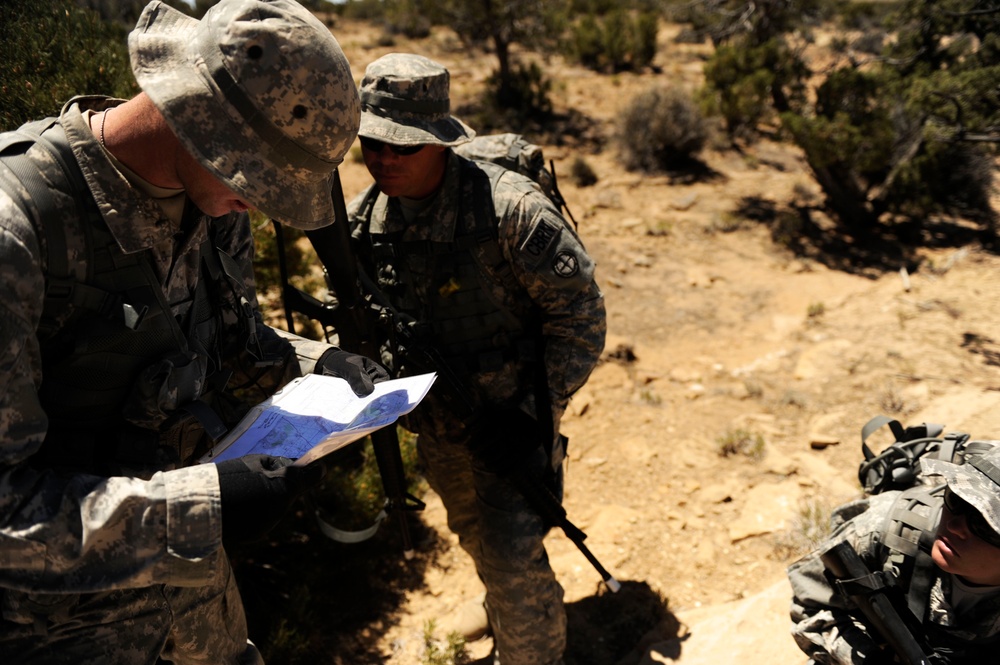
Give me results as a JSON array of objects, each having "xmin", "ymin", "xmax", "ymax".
[{"xmin": 244, "ymin": 15, "xmax": 1000, "ymax": 665}]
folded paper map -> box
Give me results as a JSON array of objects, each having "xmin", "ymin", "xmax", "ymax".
[{"xmin": 199, "ymin": 372, "xmax": 436, "ymax": 466}]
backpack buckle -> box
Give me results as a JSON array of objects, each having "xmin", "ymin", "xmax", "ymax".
[{"xmin": 44, "ymin": 276, "xmax": 74, "ymax": 301}]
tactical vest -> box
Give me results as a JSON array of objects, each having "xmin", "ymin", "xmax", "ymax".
[
  {"xmin": 880, "ymin": 484, "xmax": 944, "ymax": 621},
  {"xmin": 0, "ymin": 119, "xmax": 247, "ymax": 476},
  {"xmin": 352, "ymin": 159, "xmax": 539, "ymax": 396},
  {"xmin": 879, "ymin": 485, "xmax": 1000, "ymax": 660}
]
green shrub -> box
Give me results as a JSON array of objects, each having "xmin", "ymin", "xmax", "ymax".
[
  {"xmin": 700, "ymin": 38, "xmax": 808, "ymax": 139},
  {"xmin": 891, "ymin": 138, "xmax": 997, "ymax": 225},
  {"xmin": 617, "ymin": 85, "xmax": 707, "ymax": 172},
  {"xmin": 1, "ymin": 0, "xmax": 137, "ymax": 132},
  {"xmin": 630, "ymin": 12, "xmax": 659, "ymax": 69},
  {"xmin": 421, "ymin": 620, "xmax": 470, "ymax": 665},
  {"xmin": 601, "ymin": 10, "xmax": 630, "ymax": 70},
  {"xmin": 564, "ymin": 9, "xmax": 659, "ymax": 72},
  {"xmin": 383, "ymin": 0, "xmax": 433, "ymax": 38},
  {"xmin": 700, "ymin": 0, "xmax": 998, "ymax": 234},
  {"xmin": 569, "ymin": 156, "xmax": 599, "ymax": 187},
  {"xmin": 314, "ymin": 427, "xmax": 424, "ymax": 531},
  {"xmin": 336, "ymin": 0, "xmax": 386, "ymax": 20},
  {"xmin": 837, "ymin": 0, "xmax": 898, "ymax": 31},
  {"xmin": 478, "ymin": 61, "xmax": 553, "ymax": 128},
  {"xmin": 568, "ymin": 14, "xmax": 604, "ymax": 69}
]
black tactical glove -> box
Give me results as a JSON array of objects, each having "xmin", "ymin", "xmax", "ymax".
[
  {"xmin": 316, "ymin": 348, "xmax": 390, "ymax": 397},
  {"xmin": 468, "ymin": 408, "xmax": 544, "ymax": 476},
  {"xmin": 216, "ymin": 454, "xmax": 327, "ymax": 545}
]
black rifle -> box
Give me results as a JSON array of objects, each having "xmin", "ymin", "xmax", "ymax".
[
  {"xmin": 273, "ymin": 171, "xmax": 425, "ymax": 557},
  {"xmin": 510, "ymin": 467, "xmax": 620, "ymax": 592},
  {"xmin": 821, "ymin": 540, "xmax": 934, "ymax": 665},
  {"xmin": 352, "ymin": 255, "xmax": 620, "ymax": 592}
]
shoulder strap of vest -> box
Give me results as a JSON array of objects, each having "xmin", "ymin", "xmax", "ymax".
[
  {"xmin": 458, "ymin": 159, "xmax": 522, "ymax": 299},
  {"xmin": 356, "ymin": 183, "xmax": 381, "ymax": 227},
  {"xmin": 0, "ymin": 121, "xmax": 112, "ymax": 337},
  {"xmin": 881, "ymin": 484, "xmax": 944, "ymax": 622}
]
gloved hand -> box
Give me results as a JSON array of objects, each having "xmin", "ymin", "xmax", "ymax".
[
  {"xmin": 216, "ymin": 454, "xmax": 327, "ymax": 545},
  {"xmin": 316, "ymin": 348, "xmax": 390, "ymax": 397},
  {"xmin": 468, "ymin": 408, "xmax": 543, "ymax": 476}
]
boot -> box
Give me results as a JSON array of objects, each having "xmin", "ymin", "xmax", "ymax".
[{"xmin": 443, "ymin": 592, "xmax": 492, "ymax": 642}]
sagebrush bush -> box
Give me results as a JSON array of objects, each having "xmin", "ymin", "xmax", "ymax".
[{"xmin": 617, "ymin": 85, "xmax": 708, "ymax": 172}]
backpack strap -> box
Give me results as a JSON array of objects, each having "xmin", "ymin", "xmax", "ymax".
[
  {"xmin": 881, "ymin": 484, "xmax": 944, "ymax": 622},
  {"xmin": 460, "ymin": 159, "xmax": 527, "ymax": 304}
]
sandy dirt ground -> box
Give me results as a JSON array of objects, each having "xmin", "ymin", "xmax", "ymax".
[{"xmin": 259, "ymin": 16, "xmax": 1000, "ymax": 664}]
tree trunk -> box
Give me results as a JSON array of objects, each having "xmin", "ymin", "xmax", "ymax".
[{"xmin": 810, "ymin": 163, "xmax": 881, "ymax": 231}]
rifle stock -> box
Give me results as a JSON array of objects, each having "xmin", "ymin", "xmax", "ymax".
[
  {"xmin": 821, "ymin": 540, "xmax": 933, "ymax": 665},
  {"xmin": 275, "ymin": 171, "xmax": 424, "ymax": 557}
]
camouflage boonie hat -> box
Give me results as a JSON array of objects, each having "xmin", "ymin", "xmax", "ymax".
[
  {"xmin": 922, "ymin": 445, "xmax": 1000, "ymax": 535},
  {"xmin": 358, "ymin": 53, "xmax": 475, "ymax": 147},
  {"xmin": 129, "ymin": 0, "xmax": 360, "ymax": 229}
]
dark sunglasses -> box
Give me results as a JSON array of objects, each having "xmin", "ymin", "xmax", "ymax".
[
  {"xmin": 943, "ymin": 487, "xmax": 1000, "ymax": 548},
  {"xmin": 359, "ymin": 136, "xmax": 425, "ymax": 156}
]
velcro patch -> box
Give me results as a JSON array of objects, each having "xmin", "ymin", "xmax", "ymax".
[{"xmin": 521, "ymin": 217, "xmax": 560, "ymax": 267}]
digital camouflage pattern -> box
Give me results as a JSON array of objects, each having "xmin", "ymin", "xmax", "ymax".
[
  {"xmin": 358, "ymin": 53, "xmax": 475, "ymax": 147},
  {"xmin": 787, "ymin": 488, "xmax": 1000, "ymax": 664},
  {"xmin": 416, "ymin": 422, "xmax": 567, "ymax": 665},
  {"xmin": 349, "ymin": 151, "xmax": 605, "ymax": 664},
  {"xmin": 349, "ymin": 51, "xmax": 603, "ymax": 665},
  {"xmin": 130, "ymin": 0, "xmax": 360, "ymax": 230},
  {"xmin": 0, "ymin": 94, "xmax": 333, "ymax": 662},
  {"xmin": 352, "ymin": 153, "xmax": 605, "ymax": 425},
  {"xmin": 922, "ymin": 444, "xmax": 1000, "ymax": 536},
  {"xmin": 1, "ymin": 521, "xmax": 261, "ymax": 665}
]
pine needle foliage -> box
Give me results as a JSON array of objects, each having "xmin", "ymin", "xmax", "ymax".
[{"xmin": 1, "ymin": 0, "xmax": 137, "ymax": 132}]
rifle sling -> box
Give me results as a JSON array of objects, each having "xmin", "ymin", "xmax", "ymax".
[{"xmin": 834, "ymin": 570, "xmax": 896, "ymax": 597}]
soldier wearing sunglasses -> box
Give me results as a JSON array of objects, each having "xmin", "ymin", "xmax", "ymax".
[
  {"xmin": 330, "ymin": 53, "xmax": 606, "ymax": 665},
  {"xmin": 787, "ymin": 443, "xmax": 1000, "ymax": 664}
]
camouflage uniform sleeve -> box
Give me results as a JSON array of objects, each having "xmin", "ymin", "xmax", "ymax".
[
  {"xmin": 212, "ymin": 213, "xmax": 322, "ymax": 389},
  {"xmin": 787, "ymin": 494, "xmax": 897, "ymax": 664},
  {"xmin": 494, "ymin": 173, "xmax": 606, "ymax": 411},
  {"xmin": 0, "ymin": 191, "xmax": 224, "ymax": 592}
]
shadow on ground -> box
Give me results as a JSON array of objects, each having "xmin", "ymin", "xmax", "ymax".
[
  {"xmin": 564, "ymin": 580, "xmax": 683, "ymax": 665},
  {"xmin": 231, "ymin": 504, "xmax": 441, "ymax": 664},
  {"xmin": 235, "ymin": 521, "xmax": 680, "ymax": 665},
  {"xmin": 778, "ymin": 206, "xmax": 997, "ymax": 278}
]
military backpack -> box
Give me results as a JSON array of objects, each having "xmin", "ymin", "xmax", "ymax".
[{"xmin": 453, "ymin": 132, "xmax": 577, "ymax": 228}]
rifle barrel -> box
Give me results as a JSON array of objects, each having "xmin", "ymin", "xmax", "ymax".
[
  {"xmin": 296, "ymin": 171, "xmax": 422, "ymax": 557},
  {"xmin": 512, "ymin": 469, "xmax": 619, "ymax": 592}
]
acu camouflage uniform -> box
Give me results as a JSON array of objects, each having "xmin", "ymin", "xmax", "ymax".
[
  {"xmin": 0, "ymin": 0, "xmax": 359, "ymax": 662},
  {"xmin": 788, "ymin": 489, "xmax": 1000, "ymax": 664},
  {"xmin": 349, "ymin": 148, "xmax": 606, "ymax": 665}
]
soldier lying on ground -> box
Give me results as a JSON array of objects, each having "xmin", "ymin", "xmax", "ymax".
[{"xmin": 788, "ymin": 444, "xmax": 1000, "ymax": 664}]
